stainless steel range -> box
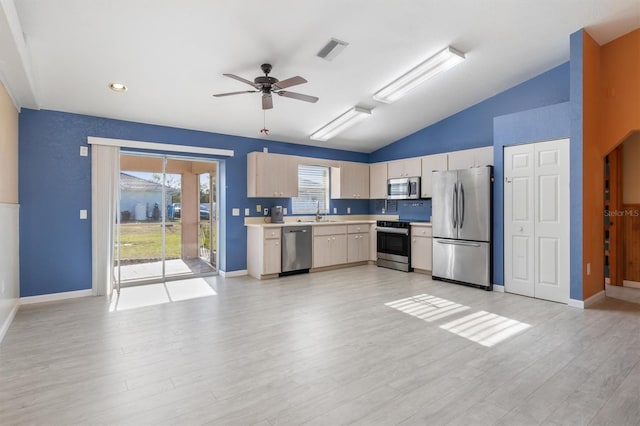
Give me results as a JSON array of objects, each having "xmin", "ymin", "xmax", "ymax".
[{"xmin": 376, "ymin": 220, "xmax": 412, "ymax": 272}]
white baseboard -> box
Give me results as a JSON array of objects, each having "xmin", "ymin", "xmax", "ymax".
[
  {"xmin": 218, "ymin": 269, "xmax": 248, "ymax": 278},
  {"xmin": 20, "ymin": 289, "xmax": 93, "ymax": 305},
  {"xmin": 0, "ymin": 300, "xmax": 19, "ymax": 344},
  {"xmin": 568, "ymin": 298, "xmax": 584, "ymax": 309},
  {"xmin": 584, "ymin": 290, "xmax": 606, "ymax": 308},
  {"xmin": 623, "ymin": 280, "xmax": 640, "ymax": 289},
  {"xmin": 568, "ymin": 290, "xmax": 606, "ymax": 309},
  {"xmin": 605, "ymin": 284, "xmax": 640, "ymax": 305},
  {"xmin": 493, "ymin": 285, "xmax": 504, "ymax": 293}
]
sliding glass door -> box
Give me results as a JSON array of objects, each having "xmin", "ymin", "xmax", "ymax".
[{"xmin": 114, "ymin": 153, "xmax": 218, "ymax": 287}]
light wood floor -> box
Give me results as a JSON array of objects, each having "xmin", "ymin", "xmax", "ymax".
[{"xmin": 1, "ymin": 265, "xmax": 640, "ymax": 425}]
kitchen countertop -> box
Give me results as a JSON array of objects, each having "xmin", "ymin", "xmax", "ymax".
[{"xmin": 246, "ymin": 219, "xmax": 376, "ymax": 228}]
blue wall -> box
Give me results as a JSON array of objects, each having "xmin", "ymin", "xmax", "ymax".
[
  {"xmin": 370, "ymin": 62, "xmax": 570, "ymax": 162},
  {"xmin": 569, "ymin": 30, "xmax": 584, "ymax": 301},
  {"xmin": 18, "ymin": 109, "xmax": 367, "ymax": 297},
  {"xmin": 492, "ymin": 102, "xmax": 571, "ymax": 287}
]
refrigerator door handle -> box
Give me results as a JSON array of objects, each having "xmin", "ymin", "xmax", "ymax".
[
  {"xmin": 452, "ymin": 184, "xmax": 457, "ymax": 229},
  {"xmin": 436, "ymin": 240, "xmax": 481, "ymax": 248},
  {"xmin": 460, "ymin": 183, "xmax": 465, "ymax": 229}
]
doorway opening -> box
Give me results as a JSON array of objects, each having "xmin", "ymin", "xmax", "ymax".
[
  {"xmin": 114, "ymin": 153, "xmax": 219, "ymax": 288},
  {"xmin": 604, "ymin": 131, "xmax": 640, "ymax": 304}
]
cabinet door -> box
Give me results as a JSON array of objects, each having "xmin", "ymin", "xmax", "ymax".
[
  {"xmin": 403, "ymin": 157, "xmax": 422, "ymax": 177},
  {"xmin": 313, "ymin": 236, "xmax": 331, "ymax": 268},
  {"xmin": 411, "ymin": 236, "xmax": 432, "ymax": 270},
  {"xmin": 369, "ymin": 162, "xmax": 388, "ymax": 199},
  {"xmin": 279, "ymin": 155, "xmax": 300, "ymax": 198},
  {"xmin": 387, "ymin": 160, "xmax": 406, "ymax": 178},
  {"xmin": 421, "ymin": 154, "xmax": 448, "ymax": 198},
  {"xmin": 331, "ymin": 234, "xmax": 348, "ymax": 265},
  {"xmin": 347, "ymin": 233, "xmax": 369, "ymax": 263},
  {"xmin": 336, "ymin": 162, "xmax": 370, "ymax": 199},
  {"xmin": 447, "ymin": 149, "xmax": 475, "ymax": 170},
  {"xmin": 263, "ymin": 238, "xmax": 281, "ymax": 274},
  {"xmin": 474, "ymin": 146, "xmax": 493, "ymax": 167}
]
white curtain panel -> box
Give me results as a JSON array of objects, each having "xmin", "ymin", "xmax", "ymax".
[{"xmin": 91, "ymin": 145, "xmax": 120, "ymax": 296}]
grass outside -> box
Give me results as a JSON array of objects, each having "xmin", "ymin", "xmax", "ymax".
[
  {"xmin": 117, "ymin": 222, "xmax": 218, "ymax": 263},
  {"xmin": 118, "ymin": 222, "xmax": 182, "ymax": 261}
]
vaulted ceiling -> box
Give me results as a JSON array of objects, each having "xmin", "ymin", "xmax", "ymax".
[{"xmin": 1, "ymin": 0, "xmax": 639, "ymax": 152}]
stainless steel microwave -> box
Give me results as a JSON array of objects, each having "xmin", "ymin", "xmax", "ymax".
[{"xmin": 387, "ymin": 177, "xmax": 421, "ymax": 199}]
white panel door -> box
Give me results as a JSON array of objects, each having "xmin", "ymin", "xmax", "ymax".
[
  {"xmin": 504, "ymin": 139, "xmax": 570, "ymax": 303},
  {"xmin": 504, "ymin": 144, "xmax": 535, "ymax": 297},
  {"xmin": 533, "ymin": 139, "xmax": 570, "ymax": 303}
]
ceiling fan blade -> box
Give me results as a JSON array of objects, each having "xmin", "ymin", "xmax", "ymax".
[
  {"xmin": 273, "ymin": 76, "xmax": 307, "ymax": 90},
  {"xmin": 212, "ymin": 90, "xmax": 257, "ymax": 97},
  {"xmin": 262, "ymin": 94, "xmax": 273, "ymax": 110},
  {"xmin": 276, "ymin": 91, "xmax": 319, "ymax": 103},
  {"xmin": 223, "ymin": 73, "xmax": 258, "ymax": 88}
]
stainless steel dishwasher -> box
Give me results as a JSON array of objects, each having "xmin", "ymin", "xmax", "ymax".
[{"xmin": 281, "ymin": 225, "xmax": 312, "ymax": 275}]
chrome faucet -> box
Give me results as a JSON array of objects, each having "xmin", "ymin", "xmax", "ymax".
[{"xmin": 316, "ymin": 201, "xmax": 322, "ymax": 221}]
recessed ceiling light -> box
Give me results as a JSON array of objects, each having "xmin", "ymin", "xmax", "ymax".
[{"xmin": 109, "ymin": 82, "xmax": 127, "ymax": 92}]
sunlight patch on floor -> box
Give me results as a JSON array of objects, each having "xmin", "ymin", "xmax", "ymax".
[
  {"xmin": 385, "ymin": 294, "xmax": 470, "ymax": 322},
  {"xmin": 439, "ymin": 310, "xmax": 531, "ymax": 347},
  {"xmin": 109, "ymin": 278, "xmax": 217, "ymax": 312}
]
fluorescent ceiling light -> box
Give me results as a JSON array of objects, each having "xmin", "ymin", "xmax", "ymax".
[
  {"xmin": 373, "ymin": 46, "xmax": 465, "ymax": 104},
  {"xmin": 310, "ymin": 106, "xmax": 372, "ymax": 141}
]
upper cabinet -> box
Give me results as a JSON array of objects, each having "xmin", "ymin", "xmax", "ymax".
[
  {"xmin": 447, "ymin": 147, "xmax": 493, "ymax": 170},
  {"xmin": 247, "ymin": 152, "xmax": 299, "ymax": 198},
  {"xmin": 369, "ymin": 162, "xmax": 388, "ymax": 199},
  {"xmin": 420, "ymin": 153, "xmax": 448, "ymax": 198},
  {"xmin": 331, "ymin": 161, "xmax": 370, "ymax": 199},
  {"xmin": 387, "ymin": 157, "xmax": 421, "ymax": 178}
]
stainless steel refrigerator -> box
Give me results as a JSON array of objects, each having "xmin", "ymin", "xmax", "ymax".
[{"xmin": 432, "ymin": 166, "xmax": 492, "ymax": 289}]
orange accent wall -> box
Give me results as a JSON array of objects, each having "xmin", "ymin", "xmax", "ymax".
[
  {"xmin": 582, "ymin": 28, "xmax": 640, "ymax": 300},
  {"xmin": 582, "ymin": 31, "xmax": 604, "ymax": 300},
  {"xmin": 600, "ymin": 29, "xmax": 640, "ymax": 155}
]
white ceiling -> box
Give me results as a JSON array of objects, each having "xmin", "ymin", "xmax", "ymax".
[{"xmin": 1, "ymin": 0, "xmax": 639, "ymax": 153}]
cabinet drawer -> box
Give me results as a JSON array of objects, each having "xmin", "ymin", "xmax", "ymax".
[
  {"xmin": 264, "ymin": 229, "xmax": 282, "ymax": 239},
  {"xmin": 313, "ymin": 225, "xmax": 348, "ymax": 236},
  {"xmin": 411, "ymin": 226, "xmax": 432, "ymax": 237},
  {"xmin": 347, "ymin": 224, "xmax": 369, "ymax": 234}
]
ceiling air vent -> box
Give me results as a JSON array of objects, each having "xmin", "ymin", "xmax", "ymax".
[{"xmin": 317, "ymin": 38, "xmax": 349, "ymax": 61}]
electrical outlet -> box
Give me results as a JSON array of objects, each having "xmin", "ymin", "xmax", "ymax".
[
  {"xmin": 347, "ymin": 207, "xmax": 351, "ymax": 214},
  {"xmin": 283, "ymin": 207, "xmax": 287, "ymax": 215},
  {"xmin": 80, "ymin": 209, "xmax": 87, "ymax": 219},
  {"xmin": 244, "ymin": 208, "xmax": 250, "ymax": 216},
  {"xmin": 333, "ymin": 207, "xmax": 337, "ymax": 214},
  {"xmin": 80, "ymin": 146, "xmax": 88, "ymax": 157},
  {"xmin": 264, "ymin": 208, "xmax": 269, "ymax": 216}
]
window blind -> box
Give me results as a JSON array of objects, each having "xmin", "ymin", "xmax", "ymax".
[{"xmin": 292, "ymin": 165, "xmax": 329, "ymax": 214}]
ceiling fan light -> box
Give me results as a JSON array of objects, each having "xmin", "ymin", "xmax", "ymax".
[
  {"xmin": 310, "ymin": 106, "xmax": 372, "ymax": 141},
  {"xmin": 373, "ymin": 46, "xmax": 465, "ymax": 104}
]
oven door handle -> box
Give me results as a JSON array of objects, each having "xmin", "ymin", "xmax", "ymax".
[{"xmin": 376, "ymin": 227, "xmax": 410, "ymax": 235}]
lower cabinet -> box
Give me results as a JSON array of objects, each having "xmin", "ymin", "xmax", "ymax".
[
  {"xmin": 247, "ymin": 227, "xmax": 281, "ymax": 278},
  {"xmin": 411, "ymin": 225, "xmax": 432, "ymax": 271},
  {"xmin": 313, "ymin": 227, "xmax": 348, "ymax": 268},
  {"xmin": 347, "ymin": 224, "xmax": 370, "ymax": 263}
]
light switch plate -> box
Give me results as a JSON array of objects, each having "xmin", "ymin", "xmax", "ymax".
[
  {"xmin": 80, "ymin": 209, "xmax": 87, "ymax": 219},
  {"xmin": 232, "ymin": 208, "xmax": 240, "ymax": 216},
  {"xmin": 80, "ymin": 146, "xmax": 88, "ymax": 157},
  {"xmin": 244, "ymin": 208, "xmax": 250, "ymax": 216}
]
